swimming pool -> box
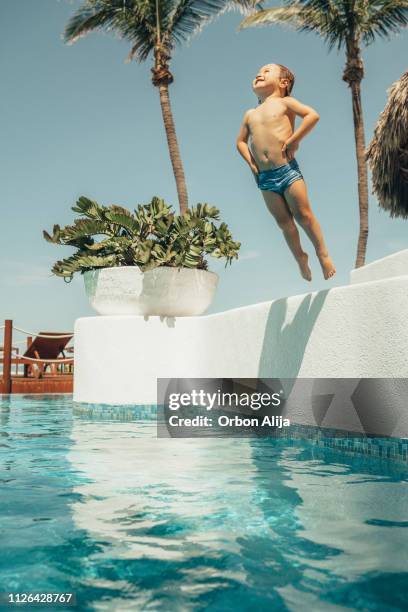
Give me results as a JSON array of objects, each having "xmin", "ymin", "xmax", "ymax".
[{"xmin": 1, "ymin": 395, "xmax": 408, "ymax": 611}]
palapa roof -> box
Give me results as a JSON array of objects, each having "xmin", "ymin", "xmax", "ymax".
[{"xmin": 367, "ymin": 71, "xmax": 408, "ymax": 218}]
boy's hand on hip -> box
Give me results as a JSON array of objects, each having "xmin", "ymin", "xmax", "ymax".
[{"xmin": 282, "ymin": 140, "xmax": 299, "ymax": 161}]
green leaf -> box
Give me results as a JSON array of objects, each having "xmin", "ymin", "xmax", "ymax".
[
  {"xmin": 43, "ymin": 224, "xmax": 62, "ymax": 244},
  {"xmin": 61, "ymin": 219, "xmax": 113, "ymax": 242},
  {"xmin": 71, "ymin": 196, "xmax": 106, "ymax": 219},
  {"xmin": 105, "ymin": 207, "xmax": 140, "ymax": 234}
]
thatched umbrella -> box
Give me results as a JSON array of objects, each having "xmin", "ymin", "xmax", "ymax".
[{"xmin": 367, "ymin": 71, "xmax": 408, "ymax": 218}]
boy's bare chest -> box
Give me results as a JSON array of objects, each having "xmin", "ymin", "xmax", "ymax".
[{"xmin": 249, "ymin": 103, "xmax": 289, "ymax": 130}]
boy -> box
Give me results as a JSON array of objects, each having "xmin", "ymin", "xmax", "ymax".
[{"xmin": 236, "ymin": 63, "xmax": 335, "ymax": 281}]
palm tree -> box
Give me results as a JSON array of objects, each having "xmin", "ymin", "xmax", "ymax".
[
  {"xmin": 64, "ymin": 0, "xmax": 257, "ymax": 214},
  {"xmin": 240, "ymin": 0, "xmax": 408, "ymax": 267}
]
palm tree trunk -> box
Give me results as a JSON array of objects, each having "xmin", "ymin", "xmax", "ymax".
[
  {"xmin": 158, "ymin": 83, "xmax": 189, "ymax": 214},
  {"xmin": 350, "ymin": 80, "xmax": 369, "ymax": 267},
  {"xmin": 344, "ymin": 43, "xmax": 369, "ymax": 268}
]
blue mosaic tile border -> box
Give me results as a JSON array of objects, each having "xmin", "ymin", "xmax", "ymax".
[
  {"xmin": 271, "ymin": 423, "xmax": 408, "ymax": 467},
  {"xmin": 73, "ymin": 402, "xmax": 158, "ymax": 421},
  {"xmin": 73, "ymin": 403, "xmax": 408, "ymax": 467}
]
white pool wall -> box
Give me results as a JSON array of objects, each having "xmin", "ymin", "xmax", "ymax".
[{"xmin": 74, "ymin": 251, "xmax": 408, "ymax": 437}]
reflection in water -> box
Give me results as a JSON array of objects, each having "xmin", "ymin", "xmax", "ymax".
[
  {"xmin": 248, "ymin": 442, "xmax": 408, "ymax": 611},
  {"xmin": 68, "ymin": 413, "xmax": 408, "ymax": 611},
  {"xmin": 1, "ymin": 396, "xmax": 408, "ymax": 611},
  {"xmin": 68, "ymin": 419, "xmax": 258, "ymax": 575}
]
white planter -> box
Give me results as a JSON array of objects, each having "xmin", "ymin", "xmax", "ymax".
[{"xmin": 83, "ymin": 266, "xmax": 219, "ymax": 317}]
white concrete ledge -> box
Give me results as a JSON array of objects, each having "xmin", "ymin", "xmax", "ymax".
[
  {"xmin": 350, "ymin": 249, "xmax": 408, "ymax": 285},
  {"xmin": 74, "ymin": 267, "xmax": 408, "ymax": 436}
]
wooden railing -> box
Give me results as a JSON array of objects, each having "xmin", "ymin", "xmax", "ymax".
[
  {"xmin": 2, "ymin": 320, "xmax": 12, "ymax": 393},
  {"xmin": 0, "ymin": 320, "xmax": 74, "ymax": 393}
]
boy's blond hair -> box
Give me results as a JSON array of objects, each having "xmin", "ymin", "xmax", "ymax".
[{"xmin": 276, "ymin": 64, "xmax": 295, "ymax": 96}]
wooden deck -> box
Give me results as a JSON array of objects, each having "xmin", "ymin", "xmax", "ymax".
[{"xmin": 0, "ymin": 375, "xmax": 73, "ymax": 394}]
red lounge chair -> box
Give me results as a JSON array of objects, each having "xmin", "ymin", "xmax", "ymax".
[{"xmin": 22, "ymin": 332, "xmax": 73, "ymax": 378}]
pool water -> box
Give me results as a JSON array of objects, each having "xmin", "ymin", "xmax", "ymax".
[{"xmin": 1, "ymin": 395, "xmax": 408, "ymax": 611}]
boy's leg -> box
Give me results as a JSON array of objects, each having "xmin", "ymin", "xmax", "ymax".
[
  {"xmin": 283, "ymin": 180, "xmax": 336, "ymax": 279},
  {"xmin": 261, "ymin": 189, "xmax": 312, "ymax": 281}
]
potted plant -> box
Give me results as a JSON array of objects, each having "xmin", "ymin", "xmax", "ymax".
[{"xmin": 43, "ymin": 196, "xmax": 240, "ymax": 316}]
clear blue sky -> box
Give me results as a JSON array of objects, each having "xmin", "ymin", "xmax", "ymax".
[{"xmin": 1, "ymin": 0, "xmax": 407, "ymax": 335}]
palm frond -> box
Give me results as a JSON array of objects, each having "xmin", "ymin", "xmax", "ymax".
[
  {"xmin": 65, "ymin": 0, "xmax": 261, "ymax": 60},
  {"xmin": 64, "ymin": 0, "xmax": 158, "ymax": 61},
  {"xmin": 169, "ymin": 0, "xmax": 260, "ymax": 45},
  {"xmin": 240, "ymin": 1, "xmax": 348, "ymax": 49},
  {"xmin": 64, "ymin": 0, "xmax": 130, "ymax": 43},
  {"xmin": 362, "ymin": 1, "xmax": 408, "ymax": 44},
  {"xmin": 121, "ymin": 0, "xmax": 159, "ymax": 62},
  {"xmin": 240, "ymin": 0, "xmax": 408, "ymax": 50},
  {"xmin": 239, "ymin": 3, "xmax": 305, "ymax": 29}
]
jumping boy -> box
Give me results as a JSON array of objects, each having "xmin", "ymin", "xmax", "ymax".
[{"xmin": 236, "ymin": 63, "xmax": 336, "ymax": 281}]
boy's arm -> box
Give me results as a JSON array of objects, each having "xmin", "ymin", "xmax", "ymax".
[
  {"xmin": 236, "ymin": 111, "xmax": 259, "ymax": 174},
  {"xmin": 282, "ymin": 98, "xmax": 320, "ymax": 160}
]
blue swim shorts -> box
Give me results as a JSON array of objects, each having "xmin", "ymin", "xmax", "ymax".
[{"xmin": 257, "ymin": 159, "xmax": 303, "ymax": 195}]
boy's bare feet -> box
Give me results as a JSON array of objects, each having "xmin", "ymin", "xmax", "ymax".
[
  {"xmin": 317, "ymin": 251, "xmax": 336, "ymax": 280},
  {"xmin": 298, "ymin": 253, "xmax": 312, "ymax": 281}
]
